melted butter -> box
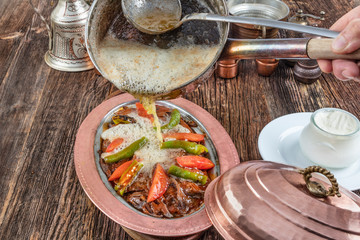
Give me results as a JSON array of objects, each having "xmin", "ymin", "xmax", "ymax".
[
  {"xmin": 96, "ymin": 38, "xmax": 219, "ymax": 95},
  {"xmin": 101, "ymin": 104, "xmax": 189, "ymax": 173},
  {"xmin": 136, "ymin": 95, "xmax": 163, "ymax": 142},
  {"xmin": 95, "ymin": 0, "xmax": 220, "ymax": 174},
  {"xmin": 135, "ymin": 12, "xmax": 179, "ymax": 32}
]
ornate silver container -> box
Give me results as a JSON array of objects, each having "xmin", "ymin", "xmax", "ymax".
[{"xmin": 30, "ymin": 0, "xmax": 94, "ymax": 72}]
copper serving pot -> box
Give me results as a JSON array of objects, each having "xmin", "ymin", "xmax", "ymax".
[
  {"xmin": 74, "ymin": 94, "xmax": 241, "ymax": 239},
  {"xmin": 75, "ymin": 97, "xmax": 360, "ymax": 239},
  {"xmin": 85, "ymin": 0, "xmax": 360, "ymax": 99}
]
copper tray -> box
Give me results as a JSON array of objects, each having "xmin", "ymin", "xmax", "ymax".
[{"xmin": 74, "ymin": 93, "xmax": 240, "ymax": 237}]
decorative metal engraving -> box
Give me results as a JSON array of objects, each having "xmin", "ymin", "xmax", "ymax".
[
  {"xmin": 299, "ymin": 166, "xmax": 341, "ymax": 198},
  {"xmin": 29, "ymin": 0, "xmax": 93, "ymax": 72},
  {"xmin": 66, "ymin": 0, "xmax": 89, "ymax": 15}
]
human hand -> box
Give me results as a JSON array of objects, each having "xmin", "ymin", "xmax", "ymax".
[{"xmin": 318, "ymin": 6, "xmax": 360, "ymax": 82}]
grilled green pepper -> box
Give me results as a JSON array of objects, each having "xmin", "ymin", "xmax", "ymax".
[
  {"xmin": 168, "ymin": 165, "xmax": 207, "ymax": 185},
  {"xmin": 104, "ymin": 137, "xmax": 148, "ymax": 163},
  {"xmin": 161, "ymin": 140, "xmax": 208, "ymax": 155},
  {"xmin": 114, "ymin": 160, "xmax": 143, "ymax": 195},
  {"xmin": 112, "ymin": 115, "xmax": 136, "ymax": 125},
  {"xmin": 161, "ymin": 109, "xmax": 180, "ymax": 130}
]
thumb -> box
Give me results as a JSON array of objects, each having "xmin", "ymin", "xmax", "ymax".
[{"xmin": 332, "ymin": 19, "xmax": 360, "ymax": 54}]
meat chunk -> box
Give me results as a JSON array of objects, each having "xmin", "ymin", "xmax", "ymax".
[
  {"xmin": 156, "ymin": 105, "xmax": 171, "ymax": 117},
  {"xmin": 143, "ymin": 197, "xmax": 173, "ymax": 218},
  {"xmin": 101, "ymin": 139, "xmax": 111, "ymax": 153},
  {"xmin": 180, "ymin": 181, "xmax": 204, "ymax": 198},
  {"xmin": 127, "ymin": 192, "xmax": 147, "ymax": 210},
  {"xmin": 127, "ymin": 192, "xmax": 173, "ymax": 218},
  {"xmin": 164, "ymin": 178, "xmax": 191, "ymax": 216},
  {"xmin": 126, "ymin": 174, "xmax": 150, "ymax": 192}
]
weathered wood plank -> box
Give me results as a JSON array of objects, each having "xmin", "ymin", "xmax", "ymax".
[{"xmin": 0, "ymin": 20, "xmax": 51, "ymax": 228}]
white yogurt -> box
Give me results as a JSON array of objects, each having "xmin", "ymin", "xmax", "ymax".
[
  {"xmin": 299, "ymin": 108, "xmax": 360, "ymax": 168},
  {"xmin": 314, "ymin": 110, "xmax": 358, "ymax": 135}
]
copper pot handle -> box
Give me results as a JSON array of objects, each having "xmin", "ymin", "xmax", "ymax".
[
  {"xmin": 299, "ymin": 166, "xmax": 341, "ymax": 198},
  {"xmin": 220, "ymin": 38, "xmax": 360, "ymax": 60}
]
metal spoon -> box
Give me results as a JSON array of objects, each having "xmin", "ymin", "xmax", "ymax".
[{"xmin": 122, "ymin": 0, "xmax": 339, "ymax": 38}]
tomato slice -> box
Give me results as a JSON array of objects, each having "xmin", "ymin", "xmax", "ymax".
[
  {"xmin": 108, "ymin": 160, "xmax": 133, "ymax": 181},
  {"xmin": 136, "ymin": 102, "xmax": 154, "ymax": 123},
  {"xmin": 162, "ymin": 133, "xmax": 204, "ymax": 142},
  {"xmin": 105, "ymin": 138, "xmax": 124, "ymax": 153},
  {"xmin": 176, "ymin": 156, "xmax": 215, "ymax": 170},
  {"xmin": 147, "ymin": 164, "xmax": 169, "ymax": 202}
]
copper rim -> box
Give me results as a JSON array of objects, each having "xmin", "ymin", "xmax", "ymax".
[{"xmin": 74, "ymin": 93, "xmax": 240, "ymax": 236}]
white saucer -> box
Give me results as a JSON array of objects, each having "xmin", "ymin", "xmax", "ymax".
[{"xmin": 258, "ymin": 112, "xmax": 360, "ymax": 191}]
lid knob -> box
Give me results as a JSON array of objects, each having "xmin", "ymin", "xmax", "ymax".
[{"xmin": 299, "ymin": 166, "xmax": 341, "ymax": 198}]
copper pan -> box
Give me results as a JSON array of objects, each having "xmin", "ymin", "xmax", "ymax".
[
  {"xmin": 85, "ymin": 0, "xmax": 360, "ymax": 100},
  {"xmin": 85, "ymin": 0, "xmax": 229, "ymax": 100}
]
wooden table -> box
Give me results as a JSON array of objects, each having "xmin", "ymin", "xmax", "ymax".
[{"xmin": 0, "ymin": 0, "xmax": 359, "ymax": 239}]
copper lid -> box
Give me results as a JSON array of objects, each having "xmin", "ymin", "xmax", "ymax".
[{"xmin": 204, "ymin": 161, "xmax": 360, "ymax": 240}]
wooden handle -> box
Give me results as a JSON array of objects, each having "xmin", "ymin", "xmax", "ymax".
[{"xmin": 307, "ymin": 38, "xmax": 360, "ymax": 60}]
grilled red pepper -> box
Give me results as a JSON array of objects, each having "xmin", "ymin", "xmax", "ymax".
[
  {"xmin": 114, "ymin": 159, "xmax": 143, "ymax": 195},
  {"xmin": 136, "ymin": 102, "xmax": 154, "ymax": 123},
  {"xmin": 105, "ymin": 138, "xmax": 124, "ymax": 152},
  {"xmin": 108, "ymin": 160, "xmax": 132, "ymax": 181},
  {"xmin": 176, "ymin": 156, "xmax": 215, "ymax": 170},
  {"xmin": 162, "ymin": 133, "xmax": 204, "ymax": 142}
]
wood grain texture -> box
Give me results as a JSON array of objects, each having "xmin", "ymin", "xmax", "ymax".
[
  {"xmin": 0, "ymin": 0, "xmax": 359, "ymax": 239},
  {"xmin": 308, "ymin": 39, "xmax": 360, "ymax": 60}
]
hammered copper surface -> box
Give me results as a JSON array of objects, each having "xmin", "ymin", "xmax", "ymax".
[
  {"xmin": 204, "ymin": 161, "xmax": 360, "ymax": 240},
  {"xmin": 122, "ymin": 226, "xmax": 204, "ymax": 240}
]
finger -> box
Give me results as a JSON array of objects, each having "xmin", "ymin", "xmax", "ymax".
[
  {"xmin": 355, "ymin": 63, "xmax": 360, "ymax": 82},
  {"xmin": 332, "ymin": 19, "xmax": 360, "ymax": 54},
  {"xmin": 330, "ymin": 6, "xmax": 360, "ymax": 31},
  {"xmin": 332, "ymin": 59, "xmax": 360, "ymax": 81},
  {"xmin": 317, "ymin": 59, "xmax": 333, "ymax": 73}
]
